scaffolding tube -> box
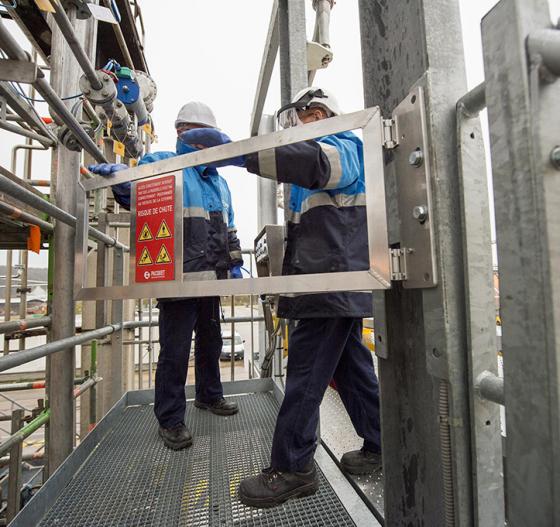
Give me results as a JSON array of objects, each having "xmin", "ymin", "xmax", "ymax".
[
  {"xmin": 0, "ymin": 377, "xmax": 100, "ymax": 458},
  {"xmin": 51, "ymin": 0, "xmax": 103, "ymax": 90},
  {"xmin": 0, "ymin": 200, "xmax": 54, "ymax": 233},
  {"xmin": 126, "ymin": 316, "xmax": 264, "ymax": 329},
  {"xmin": 0, "ymin": 314, "xmax": 263, "ymax": 372},
  {"xmin": 0, "ymin": 326, "xmax": 120, "ymax": 372},
  {"xmin": 0, "ymin": 174, "xmax": 128, "ymax": 251},
  {"xmin": 0, "ymin": 120, "xmax": 55, "ymax": 147},
  {"xmin": 101, "ymin": 0, "xmax": 135, "ymax": 69},
  {"xmin": 312, "ymin": 0, "xmax": 334, "ymax": 47},
  {"xmin": 0, "ymin": 316, "xmax": 51, "ymax": 335},
  {"xmin": 0, "ymin": 451, "xmax": 44, "ymax": 468},
  {"xmin": 0, "ymin": 377, "xmax": 84, "ymax": 392},
  {"xmin": 0, "ymin": 18, "xmax": 107, "ymax": 163},
  {"xmin": 475, "ymin": 370, "xmax": 505, "ymax": 406},
  {"xmin": 457, "ymin": 82, "xmax": 486, "ymax": 118},
  {"xmin": 0, "ymin": 83, "xmax": 56, "ymax": 140}
]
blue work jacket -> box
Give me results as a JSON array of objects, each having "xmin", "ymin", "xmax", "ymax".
[
  {"xmin": 246, "ymin": 131, "xmax": 372, "ymax": 319},
  {"xmin": 111, "ymin": 144, "xmax": 242, "ymax": 280}
]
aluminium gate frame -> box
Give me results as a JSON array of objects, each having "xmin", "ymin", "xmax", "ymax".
[{"xmin": 73, "ymin": 107, "xmax": 394, "ymax": 301}]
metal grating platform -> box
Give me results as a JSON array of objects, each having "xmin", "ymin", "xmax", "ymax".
[{"xmin": 12, "ymin": 380, "xmax": 377, "ymax": 526}]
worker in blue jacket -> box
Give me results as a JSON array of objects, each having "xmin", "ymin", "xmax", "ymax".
[
  {"xmin": 88, "ymin": 101, "xmax": 241, "ymax": 451},
  {"xmin": 180, "ymin": 88, "xmax": 381, "ymax": 508}
]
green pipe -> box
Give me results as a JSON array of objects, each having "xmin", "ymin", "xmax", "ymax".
[
  {"xmin": 47, "ymin": 233, "xmax": 55, "ymax": 319},
  {"xmin": 0, "ymin": 377, "xmax": 100, "ymax": 458},
  {"xmin": 0, "ymin": 409, "xmax": 50, "ymax": 458},
  {"xmin": 89, "ymin": 340, "xmax": 97, "ymax": 425},
  {"xmin": 18, "ymin": 409, "xmax": 50, "ymax": 439}
]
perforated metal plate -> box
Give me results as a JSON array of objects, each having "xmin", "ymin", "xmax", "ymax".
[
  {"xmin": 38, "ymin": 393, "xmax": 357, "ymax": 527},
  {"xmin": 320, "ymin": 386, "xmax": 385, "ymax": 518}
]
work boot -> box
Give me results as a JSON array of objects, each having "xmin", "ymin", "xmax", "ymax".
[
  {"xmin": 194, "ymin": 397, "xmax": 239, "ymax": 416},
  {"xmin": 340, "ymin": 448, "xmax": 382, "ymax": 475},
  {"xmin": 238, "ymin": 465, "xmax": 319, "ymax": 508},
  {"xmin": 158, "ymin": 423, "xmax": 193, "ymax": 450}
]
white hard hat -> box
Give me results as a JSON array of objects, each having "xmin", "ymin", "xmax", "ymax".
[
  {"xmin": 277, "ymin": 87, "xmax": 341, "ymax": 128},
  {"xmin": 175, "ymin": 101, "xmax": 218, "ymax": 129}
]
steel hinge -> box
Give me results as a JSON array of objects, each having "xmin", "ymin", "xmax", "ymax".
[
  {"xmin": 383, "ymin": 118, "xmax": 399, "ymax": 149},
  {"xmin": 390, "ymin": 248, "xmax": 408, "ymax": 281}
]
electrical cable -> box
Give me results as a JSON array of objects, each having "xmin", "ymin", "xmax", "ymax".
[
  {"xmin": 14, "ymin": 88, "xmax": 84, "ymax": 102},
  {"xmin": 110, "ymin": 0, "xmax": 121, "ymax": 23}
]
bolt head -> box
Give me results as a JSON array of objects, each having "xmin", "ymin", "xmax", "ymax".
[
  {"xmin": 412, "ymin": 205, "xmax": 428, "ymax": 223},
  {"xmin": 101, "ymin": 90, "xmax": 109, "ymax": 97},
  {"xmin": 550, "ymin": 146, "xmax": 560, "ymax": 170},
  {"xmin": 409, "ymin": 149, "xmax": 424, "ymax": 167}
]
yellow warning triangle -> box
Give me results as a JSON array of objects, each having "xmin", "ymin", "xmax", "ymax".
[
  {"xmin": 156, "ymin": 219, "xmax": 172, "ymax": 239},
  {"xmin": 156, "ymin": 244, "xmax": 172, "ymax": 264},
  {"xmin": 138, "ymin": 223, "xmax": 153, "ymax": 241},
  {"xmin": 138, "ymin": 247, "xmax": 153, "ymax": 266}
]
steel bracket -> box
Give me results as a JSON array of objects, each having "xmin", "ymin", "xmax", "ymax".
[
  {"xmin": 0, "ymin": 59, "xmax": 38, "ymax": 84},
  {"xmin": 390, "ymin": 86, "xmax": 438, "ymax": 288}
]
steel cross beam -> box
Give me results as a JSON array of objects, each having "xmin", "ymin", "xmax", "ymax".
[{"xmin": 75, "ymin": 108, "xmax": 392, "ymax": 301}]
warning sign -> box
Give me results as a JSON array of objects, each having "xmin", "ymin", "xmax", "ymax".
[
  {"xmin": 138, "ymin": 223, "xmax": 153, "ymax": 241},
  {"xmin": 138, "ymin": 247, "xmax": 153, "ymax": 265},
  {"xmin": 156, "ymin": 219, "xmax": 172, "ymax": 239},
  {"xmin": 156, "ymin": 244, "xmax": 172, "ymax": 264},
  {"xmin": 134, "ymin": 175, "xmax": 175, "ymax": 283}
]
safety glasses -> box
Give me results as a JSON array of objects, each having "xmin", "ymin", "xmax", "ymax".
[{"xmin": 276, "ymin": 88, "xmax": 328, "ymax": 129}]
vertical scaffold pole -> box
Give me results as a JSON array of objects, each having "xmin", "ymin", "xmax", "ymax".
[
  {"xmin": 46, "ymin": 5, "xmax": 86, "ymax": 475},
  {"xmin": 359, "ymin": 1, "xmax": 477, "ymax": 525}
]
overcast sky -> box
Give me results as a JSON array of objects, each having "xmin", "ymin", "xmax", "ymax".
[{"xmin": 1, "ymin": 0, "xmax": 558, "ymax": 268}]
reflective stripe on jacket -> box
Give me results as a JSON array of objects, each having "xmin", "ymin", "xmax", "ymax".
[{"xmin": 246, "ymin": 130, "xmax": 372, "ymax": 319}]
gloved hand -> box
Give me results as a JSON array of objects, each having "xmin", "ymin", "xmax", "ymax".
[
  {"xmin": 179, "ymin": 128, "xmax": 231, "ymax": 148},
  {"xmin": 179, "ymin": 128, "xmax": 245, "ymax": 168},
  {"xmin": 87, "ymin": 163, "xmax": 128, "ymax": 176},
  {"xmin": 230, "ymin": 264, "xmax": 243, "ymax": 279}
]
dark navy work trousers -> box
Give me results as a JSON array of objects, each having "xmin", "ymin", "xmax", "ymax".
[
  {"xmin": 154, "ymin": 297, "xmax": 224, "ymax": 428},
  {"xmin": 270, "ymin": 317, "xmax": 381, "ymax": 472}
]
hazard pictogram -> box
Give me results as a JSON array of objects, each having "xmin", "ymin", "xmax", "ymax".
[
  {"xmin": 156, "ymin": 244, "xmax": 172, "ymax": 264},
  {"xmin": 156, "ymin": 219, "xmax": 172, "ymax": 239},
  {"xmin": 138, "ymin": 247, "xmax": 153, "ymax": 266},
  {"xmin": 138, "ymin": 223, "xmax": 153, "ymax": 241}
]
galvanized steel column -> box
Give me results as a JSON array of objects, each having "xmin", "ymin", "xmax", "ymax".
[
  {"xmin": 278, "ymin": 0, "xmax": 308, "ymax": 217},
  {"xmin": 278, "ymin": 0, "xmax": 308, "ymax": 106},
  {"xmin": 277, "ymin": 0, "xmax": 307, "ymax": 380},
  {"xmin": 482, "ymin": 1, "xmax": 560, "ymax": 525},
  {"xmin": 359, "ymin": 1, "xmax": 475, "ymax": 525},
  {"xmin": 46, "ymin": 5, "xmax": 88, "ymax": 474}
]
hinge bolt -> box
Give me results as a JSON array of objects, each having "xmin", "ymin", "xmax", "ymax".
[
  {"xmin": 409, "ymin": 149, "xmax": 424, "ymax": 167},
  {"xmin": 412, "ymin": 205, "xmax": 428, "ymax": 223},
  {"xmin": 550, "ymin": 146, "xmax": 560, "ymax": 170}
]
